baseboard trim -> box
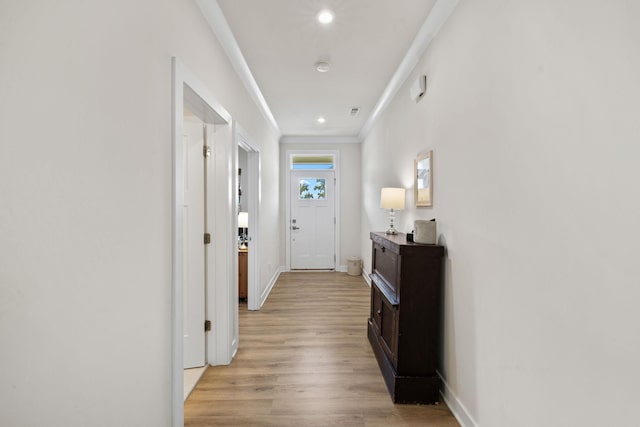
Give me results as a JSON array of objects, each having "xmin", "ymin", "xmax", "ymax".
[
  {"xmin": 260, "ymin": 266, "xmax": 282, "ymax": 308},
  {"xmin": 438, "ymin": 371, "xmax": 478, "ymax": 427},
  {"xmin": 338, "ymin": 264, "xmax": 347, "ymax": 273},
  {"xmin": 362, "ymin": 270, "xmax": 371, "ymax": 286}
]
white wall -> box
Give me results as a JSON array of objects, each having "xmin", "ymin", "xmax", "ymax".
[
  {"xmin": 361, "ymin": 1, "xmax": 640, "ymax": 426},
  {"xmin": 280, "ymin": 142, "xmax": 362, "ymax": 270},
  {"xmin": 257, "ymin": 137, "xmax": 281, "ymax": 291},
  {"xmin": 0, "ymin": 0, "xmax": 279, "ymax": 425}
]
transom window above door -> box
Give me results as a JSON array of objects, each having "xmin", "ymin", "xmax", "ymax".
[{"xmin": 290, "ymin": 154, "xmax": 335, "ymax": 170}]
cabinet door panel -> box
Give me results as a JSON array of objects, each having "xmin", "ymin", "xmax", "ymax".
[{"xmin": 379, "ymin": 294, "xmax": 398, "ymax": 367}]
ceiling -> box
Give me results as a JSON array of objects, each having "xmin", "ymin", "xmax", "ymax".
[{"xmin": 200, "ymin": 0, "xmax": 448, "ymax": 141}]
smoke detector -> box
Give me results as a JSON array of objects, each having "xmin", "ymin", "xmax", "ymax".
[{"xmin": 315, "ymin": 61, "xmax": 330, "ymax": 73}]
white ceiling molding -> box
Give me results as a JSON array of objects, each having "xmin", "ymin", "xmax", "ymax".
[
  {"xmin": 280, "ymin": 135, "xmax": 361, "ymax": 145},
  {"xmin": 195, "ymin": 0, "xmax": 281, "ymax": 138},
  {"xmin": 358, "ymin": 0, "xmax": 460, "ymax": 142}
]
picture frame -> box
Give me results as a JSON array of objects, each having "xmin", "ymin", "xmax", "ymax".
[{"xmin": 414, "ymin": 150, "xmax": 433, "ymax": 207}]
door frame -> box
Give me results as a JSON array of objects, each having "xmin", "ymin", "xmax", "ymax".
[
  {"xmin": 285, "ymin": 149, "xmax": 340, "ymax": 272},
  {"xmin": 236, "ymin": 126, "xmax": 261, "ymax": 311},
  {"xmin": 171, "ymin": 57, "xmax": 237, "ymax": 427}
]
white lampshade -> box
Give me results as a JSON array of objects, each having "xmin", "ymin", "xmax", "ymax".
[
  {"xmin": 380, "ymin": 188, "xmax": 405, "ymax": 210},
  {"xmin": 238, "ymin": 211, "xmax": 249, "ymax": 228}
]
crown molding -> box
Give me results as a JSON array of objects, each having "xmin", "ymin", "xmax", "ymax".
[
  {"xmin": 196, "ymin": 0, "xmax": 281, "ymax": 138},
  {"xmin": 358, "ymin": 0, "xmax": 460, "ymax": 141}
]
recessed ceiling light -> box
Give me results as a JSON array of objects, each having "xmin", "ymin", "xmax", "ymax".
[
  {"xmin": 317, "ymin": 117, "xmax": 326, "ymax": 124},
  {"xmin": 315, "ymin": 61, "xmax": 330, "ymax": 73},
  {"xmin": 317, "ymin": 9, "xmax": 334, "ymax": 24}
]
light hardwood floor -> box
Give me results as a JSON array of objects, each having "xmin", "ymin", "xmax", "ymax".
[{"xmin": 184, "ymin": 272, "xmax": 460, "ymax": 427}]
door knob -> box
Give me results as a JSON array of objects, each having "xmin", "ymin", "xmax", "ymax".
[{"xmin": 292, "ymin": 226, "xmax": 300, "ymax": 230}]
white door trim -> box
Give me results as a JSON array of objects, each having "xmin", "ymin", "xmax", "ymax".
[
  {"xmin": 171, "ymin": 57, "xmax": 236, "ymax": 427},
  {"xmin": 284, "ymin": 149, "xmax": 340, "ymax": 272}
]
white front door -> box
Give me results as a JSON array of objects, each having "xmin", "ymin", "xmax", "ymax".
[
  {"xmin": 290, "ymin": 170, "xmax": 335, "ymax": 269},
  {"xmin": 183, "ymin": 121, "xmax": 206, "ymax": 368}
]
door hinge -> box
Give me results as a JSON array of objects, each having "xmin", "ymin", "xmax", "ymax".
[
  {"xmin": 204, "ymin": 233, "xmax": 211, "ymax": 244},
  {"xmin": 204, "ymin": 320, "xmax": 212, "ymax": 332},
  {"xmin": 203, "ymin": 145, "xmax": 211, "ymax": 157}
]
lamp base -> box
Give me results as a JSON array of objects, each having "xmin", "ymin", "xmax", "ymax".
[
  {"xmin": 385, "ymin": 209, "xmax": 399, "ymax": 235},
  {"xmin": 238, "ymin": 231, "xmax": 248, "ymax": 249}
]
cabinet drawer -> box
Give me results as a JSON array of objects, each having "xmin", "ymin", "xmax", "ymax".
[{"xmin": 372, "ymin": 242, "xmax": 398, "ymax": 295}]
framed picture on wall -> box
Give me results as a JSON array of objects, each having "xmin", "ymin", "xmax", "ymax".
[{"xmin": 414, "ymin": 150, "xmax": 432, "ymax": 207}]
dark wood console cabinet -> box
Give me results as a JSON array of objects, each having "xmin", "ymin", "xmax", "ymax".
[
  {"xmin": 238, "ymin": 249, "xmax": 248, "ymax": 300},
  {"xmin": 368, "ymin": 232, "xmax": 444, "ymax": 404}
]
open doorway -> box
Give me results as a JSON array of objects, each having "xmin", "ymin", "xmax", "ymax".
[
  {"xmin": 171, "ymin": 58, "xmax": 237, "ymax": 427},
  {"xmin": 236, "ymin": 128, "xmax": 261, "ymax": 311},
  {"xmin": 237, "ymin": 147, "xmax": 249, "ymax": 308}
]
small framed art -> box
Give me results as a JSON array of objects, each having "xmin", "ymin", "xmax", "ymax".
[{"xmin": 414, "ymin": 150, "xmax": 432, "ymax": 207}]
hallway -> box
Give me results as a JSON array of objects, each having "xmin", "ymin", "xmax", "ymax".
[{"xmin": 184, "ymin": 272, "xmax": 459, "ymax": 426}]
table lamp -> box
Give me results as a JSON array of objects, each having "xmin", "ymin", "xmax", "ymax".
[
  {"xmin": 238, "ymin": 211, "xmax": 248, "ymax": 249},
  {"xmin": 380, "ymin": 188, "xmax": 405, "ymax": 235}
]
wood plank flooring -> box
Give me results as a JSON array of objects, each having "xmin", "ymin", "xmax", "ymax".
[{"xmin": 184, "ymin": 272, "xmax": 460, "ymax": 427}]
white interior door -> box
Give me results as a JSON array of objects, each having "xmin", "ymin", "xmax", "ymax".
[
  {"xmin": 290, "ymin": 170, "xmax": 335, "ymax": 269},
  {"xmin": 183, "ymin": 120, "xmax": 206, "ymax": 368}
]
